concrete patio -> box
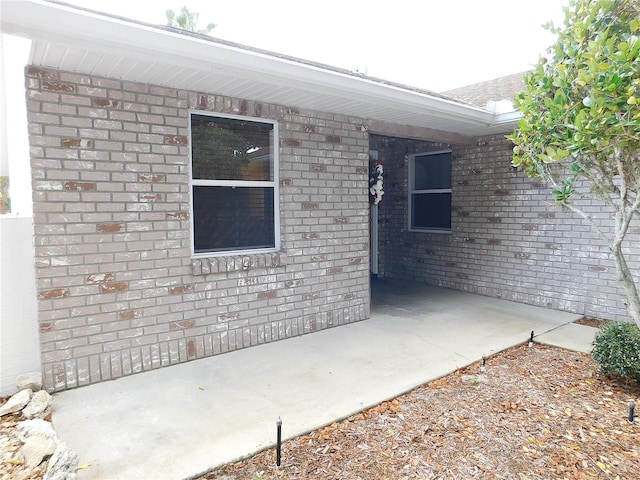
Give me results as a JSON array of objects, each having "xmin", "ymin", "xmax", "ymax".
[{"xmin": 51, "ymin": 281, "xmax": 594, "ymax": 480}]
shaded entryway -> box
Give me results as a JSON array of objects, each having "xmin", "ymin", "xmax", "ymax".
[{"xmin": 52, "ymin": 283, "xmax": 585, "ymax": 480}]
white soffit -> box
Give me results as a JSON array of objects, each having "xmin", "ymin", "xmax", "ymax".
[{"xmin": 1, "ymin": 0, "xmax": 520, "ymax": 137}]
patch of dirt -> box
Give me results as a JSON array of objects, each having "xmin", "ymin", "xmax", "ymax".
[
  {"xmin": 202, "ymin": 344, "xmax": 640, "ymax": 480},
  {"xmin": 574, "ymin": 317, "xmax": 614, "ymax": 328}
]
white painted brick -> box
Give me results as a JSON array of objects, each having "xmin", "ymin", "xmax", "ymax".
[
  {"xmin": 28, "ymin": 66, "xmax": 371, "ymax": 392},
  {"xmin": 373, "ymin": 133, "xmax": 636, "ymax": 323}
]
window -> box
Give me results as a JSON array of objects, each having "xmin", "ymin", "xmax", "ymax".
[
  {"xmin": 190, "ymin": 112, "xmax": 279, "ymax": 256},
  {"xmin": 409, "ymin": 150, "xmax": 452, "ymax": 232}
]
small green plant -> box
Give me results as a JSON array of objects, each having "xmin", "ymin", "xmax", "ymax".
[{"xmin": 592, "ymin": 321, "xmax": 640, "ymax": 382}]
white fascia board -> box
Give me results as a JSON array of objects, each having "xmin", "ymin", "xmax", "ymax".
[
  {"xmin": 1, "ymin": 0, "xmax": 520, "ymax": 131},
  {"xmin": 494, "ymin": 110, "xmax": 522, "ymax": 126}
]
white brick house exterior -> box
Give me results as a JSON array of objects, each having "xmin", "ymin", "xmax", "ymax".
[{"xmin": 1, "ymin": 1, "xmax": 637, "ymax": 393}]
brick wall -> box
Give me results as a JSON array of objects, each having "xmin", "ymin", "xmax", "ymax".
[
  {"xmin": 373, "ymin": 133, "xmax": 640, "ymax": 322},
  {"xmin": 26, "ymin": 66, "xmax": 371, "ymax": 392}
]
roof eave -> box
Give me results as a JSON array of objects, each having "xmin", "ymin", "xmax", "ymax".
[{"xmin": 1, "ymin": 0, "xmax": 520, "ymax": 137}]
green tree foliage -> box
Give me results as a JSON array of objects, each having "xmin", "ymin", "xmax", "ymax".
[
  {"xmin": 507, "ymin": 0, "xmax": 640, "ymax": 326},
  {"xmin": 166, "ymin": 6, "xmax": 216, "ymax": 34}
]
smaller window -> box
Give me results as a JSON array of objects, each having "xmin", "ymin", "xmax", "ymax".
[{"xmin": 409, "ymin": 150, "xmax": 452, "ymax": 233}]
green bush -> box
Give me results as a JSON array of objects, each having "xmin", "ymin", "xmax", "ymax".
[{"xmin": 591, "ymin": 322, "xmax": 640, "ymax": 381}]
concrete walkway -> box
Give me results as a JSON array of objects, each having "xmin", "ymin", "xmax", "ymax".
[{"xmin": 52, "ymin": 282, "xmax": 593, "ymax": 480}]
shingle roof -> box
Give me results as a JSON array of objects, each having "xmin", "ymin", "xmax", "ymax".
[{"xmin": 441, "ymin": 72, "xmax": 528, "ymax": 109}]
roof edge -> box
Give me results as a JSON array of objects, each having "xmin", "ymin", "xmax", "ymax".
[{"xmin": 1, "ymin": 0, "xmax": 522, "ymax": 134}]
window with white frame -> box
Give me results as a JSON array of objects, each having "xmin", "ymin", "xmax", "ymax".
[
  {"xmin": 190, "ymin": 112, "xmax": 279, "ymax": 256},
  {"xmin": 409, "ymin": 150, "xmax": 452, "ymax": 232}
]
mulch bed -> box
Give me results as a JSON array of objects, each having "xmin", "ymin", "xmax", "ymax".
[
  {"xmin": 203, "ymin": 344, "xmax": 640, "ymax": 480},
  {"xmin": 0, "ymin": 410, "xmax": 46, "ymax": 480},
  {"xmin": 2, "ymin": 344, "xmax": 638, "ymax": 480},
  {"xmin": 574, "ymin": 317, "xmax": 614, "ymax": 328}
]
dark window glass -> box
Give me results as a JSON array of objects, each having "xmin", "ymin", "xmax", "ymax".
[
  {"xmin": 413, "ymin": 152, "xmax": 451, "ymax": 190},
  {"xmin": 191, "ymin": 114, "xmax": 273, "ymax": 181},
  {"xmin": 412, "ymin": 193, "xmax": 452, "ymax": 230},
  {"xmin": 193, "ymin": 186, "xmax": 275, "ymax": 253}
]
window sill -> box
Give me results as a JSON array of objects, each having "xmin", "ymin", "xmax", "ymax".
[
  {"xmin": 408, "ymin": 228, "xmax": 452, "ymax": 234},
  {"xmin": 191, "ymin": 252, "xmax": 286, "ymax": 276}
]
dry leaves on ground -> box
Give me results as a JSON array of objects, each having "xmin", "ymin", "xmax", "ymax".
[
  {"xmin": 203, "ymin": 344, "xmax": 640, "ymax": 480},
  {"xmin": 0, "ymin": 410, "xmax": 46, "ymax": 480}
]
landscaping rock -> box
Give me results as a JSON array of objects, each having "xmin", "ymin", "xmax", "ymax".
[
  {"xmin": 2, "ymin": 384, "xmax": 74, "ymax": 478},
  {"xmin": 23, "ymin": 390, "xmax": 53, "ymax": 419},
  {"xmin": 44, "ymin": 442, "xmax": 79, "ymax": 480},
  {"xmin": 17, "ymin": 418, "xmax": 59, "ymax": 468},
  {"xmin": 0, "ymin": 388, "xmax": 33, "ymax": 417},
  {"xmin": 22, "ymin": 434, "xmax": 58, "ymax": 468},
  {"xmin": 16, "ymin": 418, "xmax": 58, "ymax": 443},
  {"xmin": 17, "ymin": 372, "xmax": 43, "ymax": 392}
]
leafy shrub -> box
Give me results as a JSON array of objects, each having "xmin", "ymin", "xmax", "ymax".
[{"xmin": 591, "ymin": 322, "xmax": 640, "ymax": 381}]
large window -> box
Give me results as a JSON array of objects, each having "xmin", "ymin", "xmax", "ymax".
[
  {"xmin": 190, "ymin": 112, "xmax": 279, "ymax": 256},
  {"xmin": 409, "ymin": 150, "xmax": 452, "ymax": 232}
]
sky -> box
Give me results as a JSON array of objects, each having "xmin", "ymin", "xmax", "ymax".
[{"xmin": 59, "ymin": 0, "xmax": 569, "ymax": 92}]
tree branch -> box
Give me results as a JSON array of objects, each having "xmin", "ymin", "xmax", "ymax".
[{"xmin": 559, "ymin": 200, "xmax": 612, "ymax": 245}]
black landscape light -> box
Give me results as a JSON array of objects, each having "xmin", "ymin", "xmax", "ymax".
[
  {"xmin": 276, "ymin": 417, "xmax": 282, "ymax": 467},
  {"xmin": 529, "ymin": 330, "xmax": 534, "ymax": 348},
  {"xmin": 629, "ymin": 402, "xmax": 635, "ymax": 424}
]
